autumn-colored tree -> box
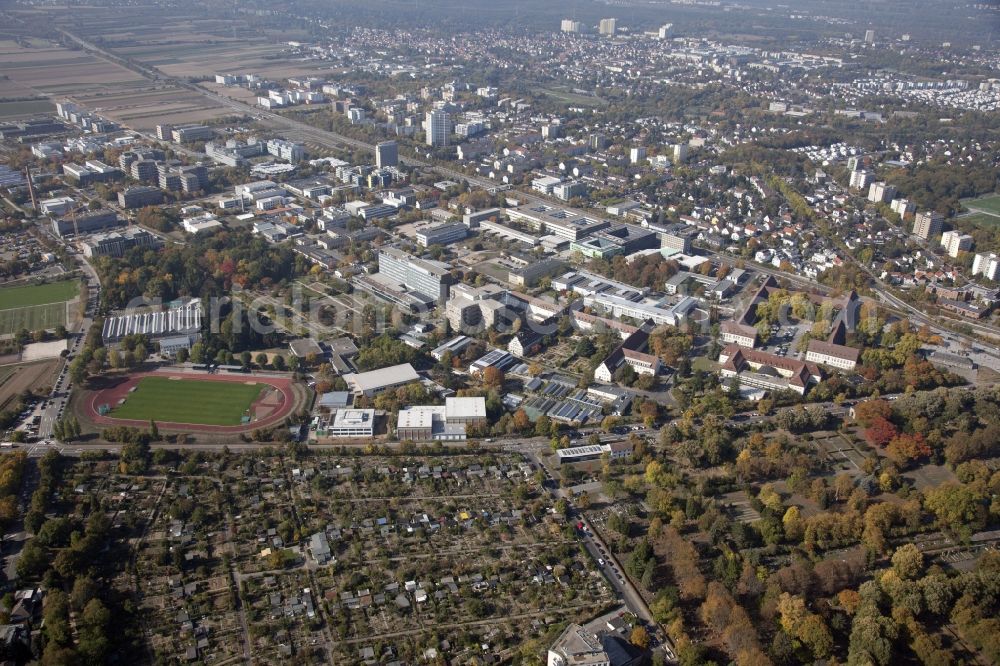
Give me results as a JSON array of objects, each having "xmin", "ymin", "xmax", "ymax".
[
  {"xmin": 924, "ymin": 482, "xmax": 987, "ymax": 535},
  {"xmin": 838, "ymin": 589, "xmax": 862, "ymax": 615},
  {"xmin": 864, "ymin": 416, "xmax": 899, "ymax": 448},
  {"xmin": 507, "ymin": 409, "xmax": 528, "ymax": 432},
  {"xmin": 885, "ymin": 433, "xmax": 931, "ymax": 466},
  {"xmin": 891, "ymin": 543, "xmax": 924, "ymax": 580},
  {"xmin": 482, "ymin": 366, "xmax": 504, "ymax": 388},
  {"xmin": 782, "ymin": 506, "xmax": 804, "ymax": 541},
  {"xmin": 854, "ymin": 399, "xmax": 893, "ymax": 427},
  {"xmin": 629, "ymin": 625, "xmax": 651, "ymax": 649}
]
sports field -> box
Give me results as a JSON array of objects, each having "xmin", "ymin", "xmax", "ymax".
[
  {"xmin": 958, "ymin": 212, "xmax": 1000, "ymax": 230},
  {"xmin": 962, "ymin": 194, "xmax": 1000, "ymax": 217},
  {"xmin": 110, "ymin": 376, "xmax": 264, "ymax": 426},
  {"xmin": 0, "ymin": 280, "xmax": 78, "ymax": 335}
]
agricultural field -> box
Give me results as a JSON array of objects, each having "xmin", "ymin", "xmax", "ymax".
[
  {"xmin": 0, "ymin": 280, "xmax": 77, "ymax": 335},
  {"xmin": 961, "ymin": 193, "xmax": 1000, "ymax": 217},
  {"xmin": 0, "ymin": 99, "xmax": 55, "ymax": 119},
  {"xmin": 110, "ymin": 376, "xmax": 264, "ymax": 426},
  {"xmin": 0, "ymin": 37, "xmax": 231, "ymax": 130},
  {"xmin": 0, "ymin": 38, "xmax": 145, "ymax": 95},
  {"xmin": 0, "ymin": 359, "xmax": 59, "ymax": 413}
]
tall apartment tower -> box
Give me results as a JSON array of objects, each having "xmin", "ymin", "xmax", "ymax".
[
  {"xmin": 424, "ymin": 110, "xmax": 450, "ymax": 147},
  {"xmin": 972, "ymin": 253, "xmax": 1000, "ymax": 281},
  {"xmin": 376, "ymin": 141, "xmax": 398, "ymax": 169},
  {"xmin": 864, "ymin": 29, "xmax": 875, "ymax": 44},
  {"xmin": 599, "ymin": 18, "xmax": 617, "ymax": 36},
  {"xmin": 560, "ymin": 19, "xmax": 582, "ymax": 33},
  {"xmin": 913, "ymin": 211, "xmax": 943, "ymax": 240}
]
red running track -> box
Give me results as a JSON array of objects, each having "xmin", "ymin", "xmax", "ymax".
[{"xmin": 82, "ymin": 370, "xmax": 297, "ymax": 434}]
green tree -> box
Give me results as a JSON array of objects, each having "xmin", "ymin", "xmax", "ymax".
[
  {"xmin": 189, "ymin": 342, "xmax": 204, "ymax": 364},
  {"xmin": 77, "ymin": 599, "xmax": 111, "ymax": 663}
]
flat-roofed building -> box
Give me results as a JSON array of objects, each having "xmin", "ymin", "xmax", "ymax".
[
  {"xmin": 416, "ymin": 221, "xmax": 467, "ymax": 247},
  {"xmin": 463, "ymin": 207, "xmax": 502, "ymax": 228},
  {"xmin": 479, "ymin": 219, "xmax": 540, "ymax": 246},
  {"xmin": 507, "ymin": 204, "xmax": 609, "ymax": 241},
  {"xmin": 328, "ymin": 409, "xmax": 375, "ymax": 437},
  {"xmin": 913, "ymin": 211, "xmax": 943, "ymax": 240},
  {"xmin": 51, "ymin": 209, "xmax": 122, "ymax": 237},
  {"xmin": 39, "ymin": 196, "xmax": 75, "ymax": 217},
  {"xmin": 396, "ymin": 396, "xmax": 486, "ymax": 441},
  {"xmin": 570, "ymin": 224, "xmax": 658, "ymax": 260},
  {"xmin": 343, "ymin": 363, "xmax": 420, "ymax": 397},
  {"xmin": 509, "ymin": 258, "xmax": 565, "ymax": 287},
  {"xmin": 445, "ymin": 396, "xmax": 487, "ymax": 424},
  {"xmin": 377, "ymin": 247, "xmax": 454, "ymax": 305},
  {"xmin": 583, "ymin": 292, "xmax": 697, "ymax": 327},
  {"xmin": 118, "ymin": 186, "xmax": 164, "ymax": 209},
  {"xmin": 171, "ymin": 125, "xmax": 215, "ymax": 142},
  {"xmin": 81, "ymin": 227, "xmax": 159, "ymax": 258},
  {"xmin": 972, "ymin": 252, "xmax": 1000, "ymax": 281},
  {"xmin": 445, "ymin": 283, "xmax": 513, "ymax": 334}
]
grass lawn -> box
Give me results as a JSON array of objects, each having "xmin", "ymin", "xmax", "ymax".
[
  {"xmin": 957, "ymin": 212, "xmax": 1000, "ymax": 230},
  {"xmin": 0, "ymin": 281, "xmax": 78, "ymax": 309},
  {"xmin": 692, "ymin": 356, "xmax": 718, "ymax": 372},
  {"xmin": 0, "ymin": 281, "xmax": 77, "ymax": 335},
  {"xmin": 0, "ymin": 302, "xmax": 67, "ymax": 336},
  {"xmin": 961, "ymin": 194, "xmax": 1000, "ymax": 217},
  {"xmin": 110, "ymin": 376, "xmax": 264, "ymax": 426}
]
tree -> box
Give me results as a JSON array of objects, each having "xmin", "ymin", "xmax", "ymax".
[
  {"xmin": 482, "ymin": 366, "xmax": 504, "ymax": 388},
  {"xmin": 149, "ymin": 420, "xmax": 159, "ymax": 442},
  {"xmin": 885, "ymin": 433, "xmax": 931, "ymax": 467},
  {"xmin": 534, "ymin": 415, "xmax": 551, "ymax": 438},
  {"xmin": 924, "ymin": 482, "xmax": 987, "ymax": 535},
  {"xmin": 854, "ymin": 399, "xmax": 893, "ymax": 427},
  {"xmin": 629, "ymin": 626, "xmax": 651, "ymax": 650},
  {"xmin": 68, "ymin": 357, "xmax": 87, "ymax": 384},
  {"xmin": 273, "ymin": 354, "xmax": 287, "ymax": 371},
  {"xmin": 864, "ymin": 416, "xmax": 898, "ymax": 448},
  {"xmin": 782, "ymin": 506, "xmax": 804, "ymax": 541},
  {"xmin": 77, "ymin": 599, "xmax": 111, "ymax": 663},
  {"xmin": 189, "ymin": 342, "xmax": 204, "ymax": 364},
  {"xmin": 175, "ymin": 348, "xmax": 189, "ymax": 363},
  {"xmin": 891, "ymin": 543, "xmax": 924, "ymax": 580}
]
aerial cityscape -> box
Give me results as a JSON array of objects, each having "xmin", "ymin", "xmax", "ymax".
[{"xmin": 0, "ymin": 0, "xmax": 999, "ymax": 664}]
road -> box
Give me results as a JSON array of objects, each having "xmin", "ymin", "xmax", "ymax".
[
  {"xmin": 37, "ymin": 249, "xmax": 100, "ymax": 440},
  {"xmin": 513, "ymin": 439, "xmax": 677, "ymax": 661}
]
